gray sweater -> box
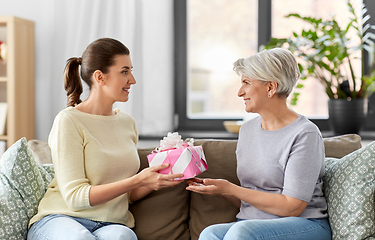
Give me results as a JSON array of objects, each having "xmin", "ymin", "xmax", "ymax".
[{"xmin": 236, "ymin": 115, "xmax": 327, "ymax": 220}]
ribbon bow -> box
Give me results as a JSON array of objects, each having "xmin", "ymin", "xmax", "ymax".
[{"xmin": 155, "ymin": 132, "xmax": 194, "ymax": 153}]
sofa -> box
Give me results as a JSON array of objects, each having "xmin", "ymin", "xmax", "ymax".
[{"xmin": 1, "ymin": 134, "xmax": 375, "ymax": 240}]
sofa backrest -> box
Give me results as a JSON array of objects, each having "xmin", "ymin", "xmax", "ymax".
[
  {"xmin": 25, "ymin": 134, "xmax": 363, "ymax": 240},
  {"xmin": 129, "ymin": 134, "xmax": 363, "ymax": 240}
]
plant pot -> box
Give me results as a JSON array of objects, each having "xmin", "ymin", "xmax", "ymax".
[{"xmin": 328, "ymin": 98, "xmax": 368, "ymax": 135}]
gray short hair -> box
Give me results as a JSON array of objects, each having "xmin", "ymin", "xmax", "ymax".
[{"xmin": 233, "ymin": 48, "xmax": 301, "ymax": 97}]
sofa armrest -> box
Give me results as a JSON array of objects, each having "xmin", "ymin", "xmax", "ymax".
[
  {"xmin": 28, "ymin": 139, "xmax": 52, "ymax": 164},
  {"xmin": 323, "ymin": 134, "xmax": 362, "ymax": 158}
]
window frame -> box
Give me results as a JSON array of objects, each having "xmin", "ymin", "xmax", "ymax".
[{"xmin": 174, "ymin": 0, "xmax": 375, "ymax": 133}]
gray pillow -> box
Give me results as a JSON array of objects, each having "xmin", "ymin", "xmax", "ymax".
[
  {"xmin": 324, "ymin": 140, "xmax": 375, "ymax": 240},
  {"xmin": 0, "ymin": 138, "xmax": 54, "ymax": 239}
]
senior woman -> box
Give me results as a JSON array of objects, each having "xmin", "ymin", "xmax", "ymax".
[{"xmin": 187, "ymin": 48, "xmax": 332, "ymax": 240}]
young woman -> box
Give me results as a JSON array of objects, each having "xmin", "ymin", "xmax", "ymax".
[
  {"xmin": 27, "ymin": 38, "xmax": 183, "ymax": 240},
  {"xmin": 187, "ymin": 48, "xmax": 332, "ymax": 240}
]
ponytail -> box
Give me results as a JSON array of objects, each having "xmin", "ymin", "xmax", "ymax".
[
  {"xmin": 64, "ymin": 57, "xmax": 83, "ymax": 107},
  {"xmin": 63, "ymin": 38, "xmax": 130, "ymax": 107}
]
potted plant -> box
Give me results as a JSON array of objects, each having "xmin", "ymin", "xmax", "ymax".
[{"xmin": 263, "ymin": 0, "xmax": 375, "ymax": 135}]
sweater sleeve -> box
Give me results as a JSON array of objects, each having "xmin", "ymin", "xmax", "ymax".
[
  {"xmin": 282, "ymin": 131, "xmax": 325, "ymax": 202},
  {"xmin": 48, "ymin": 112, "xmax": 92, "ymax": 211}
]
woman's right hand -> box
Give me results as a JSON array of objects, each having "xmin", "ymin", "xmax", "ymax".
[
  {"xmin": 186, "ymin": 177, "xmax": 241, "ymax": 208},
  {"xmin": 129, "ymin": 164, "xmax": 184, "ymax": 203},
  {"xmin": 90, "ymin": 163, "xmax": 184, "ymax": 206},
  {"xmin": 186, "ymin": 177, "xmax": 231, "ymax": 196},
  {"xmin": 137, "ymin": 163, "xmax": 184, "ymax": 190}
]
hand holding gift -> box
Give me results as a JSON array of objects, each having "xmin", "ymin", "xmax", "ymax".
[
  {"xmin": 136, "ymin": 163, "xmax": 184, "ymax": 191},
  {"xmin": 147, "ymin": 132, "xmax": 207, "ymax": 180}
]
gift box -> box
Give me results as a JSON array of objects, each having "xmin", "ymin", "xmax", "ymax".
[{"xmin": 147, "ymin": 132, "xmax": 207, "ymax": 180}]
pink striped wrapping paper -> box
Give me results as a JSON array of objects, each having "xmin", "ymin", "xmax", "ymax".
[{"xmin": 147, "ymin": 144, "xmax": 207, "ymax": 180}]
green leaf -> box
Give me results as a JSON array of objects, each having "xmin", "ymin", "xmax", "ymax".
[{"xmin": 262, "ymin": 0, "xmax": 375, "ymax": 102}]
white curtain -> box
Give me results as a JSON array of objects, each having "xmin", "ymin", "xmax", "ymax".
[
  {"xmin": 0, "ymin": 0, "xmax": 174, "ymax": 140},
  {"xmin": 45, "ymin": 0, "xmax": 137, "ymax": 131}
]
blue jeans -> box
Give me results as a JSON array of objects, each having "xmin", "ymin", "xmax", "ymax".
[
  {"xmin": 27, "ymin": 214, "xmax": 137, "ymax": 240},
  {"xmin": 199, "ymin": 217, "xmax": 331, "ymax": 240}
]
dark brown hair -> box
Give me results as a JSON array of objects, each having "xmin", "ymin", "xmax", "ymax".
[{"xmin": 64, "ymin": 38, "xmax": 130, "ymax": 107}]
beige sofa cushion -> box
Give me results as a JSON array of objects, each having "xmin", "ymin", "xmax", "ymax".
[
  {"xmin": 129, "ymin": 148, "xmax": 190, "ymax": 240},
  {"xmin": 28, "ymin": 139, "xmax": 52, "ymax": 164},
  {"xmin": 189, "ymin": 139, "xmax": 240, "ymax": 240},
  {"xmin": 323, "ymin": 134, "xmax": 362, "ymax": 158}
]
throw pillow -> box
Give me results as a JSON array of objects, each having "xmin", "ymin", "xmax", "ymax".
[
  {"xmin": 0, "ymin": 138, "xmax": 53, "ymax": 239},
  {"xmin": 323, "ymin": 140, "xmax": 375, "ymax": 240},
  {"xmin": 0, "ymin": 174, "xmax": 29, "ymax": 240}
]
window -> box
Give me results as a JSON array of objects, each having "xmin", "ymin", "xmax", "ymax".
[
  {"xmin": 186, "ymin": 0, "xmax": 258, "ymax": 120},
  {"xmin": 175, "ymin": 0, "xmax": 375, "ymax": 133},
  {"xmin": 174, "ymin": 0, "xmax": 271, "ymax": 132}
]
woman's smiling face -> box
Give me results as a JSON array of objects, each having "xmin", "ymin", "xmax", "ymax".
[
  {"xmin": 102, "ymin": 54, "xmax": 136, "ymax": 103},
  {"xmin": 237, "ymin": 76, "xmax": 268, "ymax": 113}
]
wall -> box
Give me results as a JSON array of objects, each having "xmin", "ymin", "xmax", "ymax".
[{"xmin": 0, "ymin": 0, "xmax": 174, "ymax": 141}]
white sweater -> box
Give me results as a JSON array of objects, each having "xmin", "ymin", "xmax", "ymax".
[{"xmin": 29, "ymin": 107, "xmax": 140, "ymax": 227}]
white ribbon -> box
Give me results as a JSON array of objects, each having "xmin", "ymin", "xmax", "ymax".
[{"xmin": 158, "ymin": 132, "xmax": 194, "ymax": 151}]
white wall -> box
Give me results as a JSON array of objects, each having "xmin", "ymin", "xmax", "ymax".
[{"xmin": 0, "ymin": 0, "xmax": 174, "ymax": 141}]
